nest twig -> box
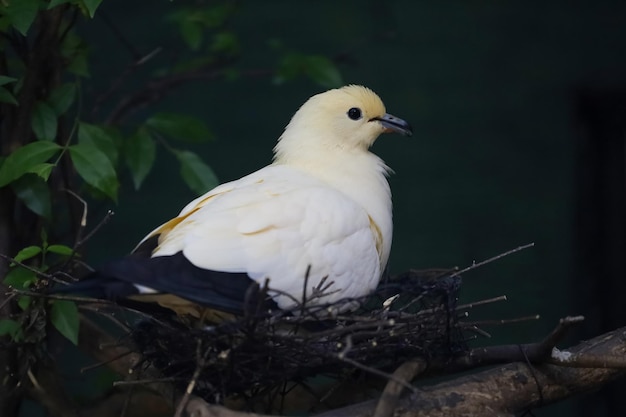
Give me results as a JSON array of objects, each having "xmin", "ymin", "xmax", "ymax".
[{"xmin": 128, "ymin": 270, "xmax": 466, "ymax": 407}]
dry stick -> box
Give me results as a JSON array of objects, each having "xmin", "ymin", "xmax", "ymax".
[
  {"xmin": 463, "ymin": 315, "xmax": 541, "ymax": 326},
  {"xmin": 464, "ymin": 325, "xmax": 492, "ymax": 338},
  {"xmin": 113, "ymin": 377, "xmax": 180, "ymax": 387},
  {"xmin": 373, "ymin": 359, "xmax": 426, "ymax": 417},
  {"xmin": 74, "ymin": 208, "xmax": 115, "ymax": 250},
  {"xmin": 63, "ymin": 189, "xmax": 89, "ymax": 263},
  {"xmin": 440, "ymin": 316, "xmax": 586, "ymax": 374},
  {"xmin": 450, "ymin": 242, "xmax": 535, "ymax": 278},
  {"xmin": 119, "ymin": 385, "xmax": 134, "ymax": 417},
  {"xmin": 336, "ymin": 336, "xmax": 417, "ymax": 393},
  {"xmin": 0, "ymin": 291, "xmax": 16, "ymax": 311},
  {"xmin": 536, "ymin": 316, "xmax": 585, "ymax": 357},
  {"xmin": 25, "ymin": 367, "xmax": 79, "ymax": 417},
  {"xmin": 78, "ymin": 304, "xmax": 133, "ymax": 332},
  {"xmin": 0, "ymin": 254, "xmax": 56, "ymax": 281},
  {"xmin": 91, "ymin": 7, "xmax": 163, "ymax": 113},
  {"xmin": 80, "ymin": 350, "xmax": 136, "ymax": 373},
  {"xmin": 64, "ymin": 189, "xmax": 88, "ymax": 229},
  {"xmin": 456, "ymin": 295, "xmax": 508, "ymax": 310},
  {"xmin": 91, "ymin": 46, "xmax": 162, "ymax": 116},
  {"xmin": 55, "ymin": 194, "xmax": 114, "ymax": 275},
  {"xmin": 174, "ymin": 340, "xmax": 207, "ymax": 417},
  {"xmin": 10, "ymin": 289, "xmax": 113, "ymax": 304}
]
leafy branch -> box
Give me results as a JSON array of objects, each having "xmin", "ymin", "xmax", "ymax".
[{"xmin": 0, "ymin": 2, "xmax": 346, "ymax": 416}]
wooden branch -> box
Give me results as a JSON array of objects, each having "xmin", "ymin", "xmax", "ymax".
[
  {"xmin": 312, "ymin": 326, "xmax": 626, "ymax": 417},
  {"xmin": 73, "ymin": 293, "xmax": 625, "ymax": 417},
  {"xmin": 103, "ymin": 65, "xmax": 270, "ymax": 125},
  {"xmin": 435, "ymin": 316, "xmax": 586, "ymax": 374},
  {"xmin": 76, "ymin": 324, "xmax": 623, "ymax": 417},
  {"xmin": 373, "ymin": 360, "xmax": 426, "ymax": 417},
  {"xmin": 25, "ymin": 367, "xmax": 79, "ymax": 417},
  {"xmin": 77, "ymin": 314, "xmax": 209, "ymax": 415}
]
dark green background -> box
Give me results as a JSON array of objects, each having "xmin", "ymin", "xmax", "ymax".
[{"xmin": 76, "ymin": 1, "xmax": 626, "ymax": 415}]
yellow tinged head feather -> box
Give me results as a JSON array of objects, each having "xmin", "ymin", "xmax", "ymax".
[
  {"xmin": 339, "ymin": 85, "xmax": 387, "ymax": 118},
  {"xmin": 273, "ymin": 85, "xmax": 394, "ymax": 163}
]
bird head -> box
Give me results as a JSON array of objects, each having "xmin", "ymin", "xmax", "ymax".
[{"xmin": 274, "ymin": 85, "xmax": 412, "ymax": 163}]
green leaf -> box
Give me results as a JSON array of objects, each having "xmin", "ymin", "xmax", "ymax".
[
  {"xmin": 48, "ymin": 0, "xmax": 72, "ymax": 9},
  {"xmin": 274, "ymin": 53, "xmax": 302, "ymax": 84},
  {"xmin": 0, "ymin": 141, "xmax": 61, "ymax": 187},
  {"xmin": 61, "ymin": 32, "xmax": 90, "ymax": 78},
  {"xmin": 203, "ymin": 3, "xmax": 233, "ymax": 27},
  {"xmin": 80, "ymin": 0, "xmax": 102, "ymax": 17},
  {"xmin": 125, "ymin": 127, "xmax": 156, "ymax": 190},
  {"xmin": 211, "ymin": 32, "xmax": 239, "ymax": 55},
  {"xmin": 174, "ymin": 150, "xmax": 219, "ymax": 195},
  {"xmin": 146, "ymin": 112, "xmax": 213, "ymax": 143},
  {"xmin": 50, "ymin": 300, "xmax": 79, "ymax": 345},
  {"xmin": 78, "ymin": 122, "xmax": 118, "ymax": 166},
  {"xmin": 69, "ymin": 143, "xmax": 119, "ymax": 202},
  {"xmin": 12, "ymin": 174, "xmax": 52, "ymax": 218},
  {"xmin": 0, "ymin": 319, "xmax": 22, "ymax": 341},
  {"xmin": 3, "ymin": 0, "xmax": 39, "ymax": 36},
  {"xmin": 26, "ymin": 162, "xmax": 55, "ymax": 181},
  {"xmin": 303, "ymin": 55, "xmax": 343, "ymax": 88},
  {"xmin": 13, "ymin": 245, "xmax": 42, "ymax": 263},
  {"xmin": 31, "ymin": 101, "xmax": 58, "ymax": 141},
  {"xmin": 48, "ymin": 83, "xmax": 76, "ymax": 115},
  {"xmin": 0, "ymin": 76, "xmax": 17, "ymax": 86},
  {"xmin": 0, "ymin": 86, "xmax": 18, "ymax": 105},
  {"xmin": 180, "ymin": 20, "xmax": 203, "ymax": 50},
  {"xmin": 68, "ymin": 52, "xmax": 89, "ymax": 77},
  {"xmin": 274, "ymin": 54, "xmax": 343, "ymax": 88},
  {"xmin": 17, "ymin": 295, "xmax": 32, "ymax": 310},
  {"xmin": 3, "ymin": 266, "xmax": 37, "ymax": 289},
  {"xmin": 47, "ymin": 244, "xmax": 74, "ymax": 256}
]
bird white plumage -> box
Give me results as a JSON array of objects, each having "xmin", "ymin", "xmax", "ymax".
[{"xmin": 135, "ymin": 85, "xmax": 412, "ymax": 313}]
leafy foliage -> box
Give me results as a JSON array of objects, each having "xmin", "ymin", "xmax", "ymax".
[{"xmin": 0, "ymin": 1, "xmax": 344, "ymax": 412}]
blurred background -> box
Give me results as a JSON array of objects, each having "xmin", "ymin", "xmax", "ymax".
[{"xmin": 75, "ymin": 1, "xmax": 626, "ymax": 415}]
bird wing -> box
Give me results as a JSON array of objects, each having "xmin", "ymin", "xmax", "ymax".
[{"xmin": 140, "ymin": 164, "xmax": 383, "ymax": 310}]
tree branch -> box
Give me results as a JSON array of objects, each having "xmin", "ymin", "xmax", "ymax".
[
  {"xmin": 314, "ymin": 326, "xmax": 626, "ymax": 417},
  {"xmin": 75, "ymin": 306, "xmax": 626, "ymax": 417}
]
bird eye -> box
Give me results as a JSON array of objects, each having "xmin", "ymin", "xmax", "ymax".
[{"xmin": 347, "ymin": 107, "xmax": 362, "ymax": 120}]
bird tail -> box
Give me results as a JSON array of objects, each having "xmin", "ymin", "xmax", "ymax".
[{"xmin": 53, "ymin": 253, "xmax": 272, "ymax": 317}]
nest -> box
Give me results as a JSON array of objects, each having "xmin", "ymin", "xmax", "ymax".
[{"xmin": 130, "ymin": 270, "xmax": 466, "ymax": 406}]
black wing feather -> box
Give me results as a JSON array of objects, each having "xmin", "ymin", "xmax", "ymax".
[{"xmin": 58, "ymin": 252, "xmax": 267, "ymax": 315}]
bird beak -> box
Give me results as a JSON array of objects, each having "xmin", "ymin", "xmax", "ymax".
[{"xmin": 373, "ymin": 113, "xmax": 413, "ymax": 136}]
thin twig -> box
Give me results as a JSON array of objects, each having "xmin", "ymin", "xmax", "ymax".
[
  {"xmin": 174, "ymin": 340, "xmax": 206, "ymax": 417},
  {"xmin": 75, "ymin": 209, "xmax": 115, "ymax": 249},
  {"xmin": 64, "ymin": 189, "xmax": 88, "ymax": 229},
  {"xmin": 456, "ymin": 295, "xmax": 508, "ymax": 310},
  {"xmin": 0, "ymin": 254, "xmax": 55, "ymax": 281},
  {"xmin": 0, "ymin": 291, "xmax": 16, "ymax": 311},
  {"xmin": 113, "ymin": 377, "xmax": 180, "ymax": 387},
  {"xmin": 450, "ymin": 243, "xmax": 535, "ymax": 278},
  {"xmin": 11, "ymin": 289, "xmax": 115, "ymax": 305},
  {"xmin": 462, "ymin": 315, "xmax": 541, "ymax": 326},
  {"xmin": 336, "ymin": 336, "xmax": 418, "ymax": 393},
  {"xmin": 81, "ymin": 350, "xmax": 135, "ymax": 373}
]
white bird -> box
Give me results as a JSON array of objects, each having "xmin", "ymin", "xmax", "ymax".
[{"xmin": 73, "ymin": 85, "xmax": 412, "ymax": 318}]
